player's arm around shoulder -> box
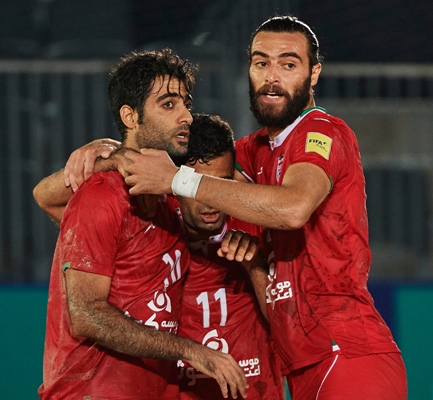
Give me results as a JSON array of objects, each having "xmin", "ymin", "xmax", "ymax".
[
  {"xmin": 194, "ymin": 153, "xmax": 330, "ymax": 230},
  {"xmin": 33, "ymin": 138, "xmax": 121, "ymax": 225},
  {"xmin": 33, "ymin": 168, "xmax": 72, "ymax": 225}
]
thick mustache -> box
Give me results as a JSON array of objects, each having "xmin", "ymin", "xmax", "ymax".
[
  {"xmin": 256, "ymin": 84, "xmax": 288, "ymax": 97},
  {"xmin": 175, "ymin": 124, "xmax": 190, "ymax": 134}
]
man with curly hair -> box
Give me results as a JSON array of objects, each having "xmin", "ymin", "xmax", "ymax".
[
  {"xmin": 34, "ymin": 50, "xmax": 247, "ymax": 400},
  {"xmin": 174, "ymin": 114, "xmax": 283, "ymax": 400}
]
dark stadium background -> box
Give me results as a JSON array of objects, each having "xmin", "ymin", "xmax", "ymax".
[{"xmin": 1, "ymin": 0, "xmax": 432, "ymax": 62}]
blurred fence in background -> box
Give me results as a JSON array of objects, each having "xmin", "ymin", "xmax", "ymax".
[
  {"xmin": 1, "ymin": 2, "xmax": 432, "ymax": 399},
  {"xmin": 1, "ymin": 60, "xmax": 433, "ymax": 282}
]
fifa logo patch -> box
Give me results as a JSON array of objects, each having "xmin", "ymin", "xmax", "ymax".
[
  {"xmin": 276, "ymin": 154, "xmax": 284, "ymax": 183},
  {"xmin": 305, "ymin": 132, "xmax": 332, "ymax": 160}
]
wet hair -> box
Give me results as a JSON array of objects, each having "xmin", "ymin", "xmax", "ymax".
[
  {"xmin": 186, "ymin": 113, "xmax": 235, "ymax": 166},
  {"xmin": 248, "ymin": 14, "xmax": 323, "ymax": 68},
  {"xmin": 108, "ymin": 48, "xmax": 198, "ymax": 140}
]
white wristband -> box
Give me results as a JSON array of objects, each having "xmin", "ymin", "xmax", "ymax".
[{"xmin": 171, "ymin": 165, "xmax": 204, "ymax": 199}]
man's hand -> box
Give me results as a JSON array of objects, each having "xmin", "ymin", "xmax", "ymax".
[
  {"xmin": 64, "ymin": 138, "xmax": 121, "ymax": 191},
  {"xmin": 218, "ymin": 229, "xmax": 260, "ymax": 264},
  {"xmin": 119, "ymin": 148, "xmax": 179, "ymax": 196},
  {"xmin": 187, "ymin": 345, "xmax": 248, "ymax": 399},
  {"xmin": 219, "ymin": 230, "xmax": 269, "ymax": 320}
]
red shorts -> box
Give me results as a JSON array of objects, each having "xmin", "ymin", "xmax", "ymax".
[{"xmin": 287, "ymin": 352, "xmax": 407, "ymax": 400}]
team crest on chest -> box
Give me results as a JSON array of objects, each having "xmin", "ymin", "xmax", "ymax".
[{"xmin": 276, "ymin": 154, "xmax": 284, "ymax": 183}]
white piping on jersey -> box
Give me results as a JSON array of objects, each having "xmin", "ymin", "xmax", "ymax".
[
  {"xmin": 208, "ymin": 221, "xmax": 229, "ymax": 244},
  {"xmin": 311, "ymin": 117, "xmax": 331, "ymax": 123},
  {"xmin": 268, "ymin": 107, "xmax": 327, "ymax": 150},
  {"xmin": 315, "ymin": 354, "xmax": 339, "ymax": 400},
  {"xmin": 143, "ymin": 222, "xmax": 155, "ymax": 234},
  {"xmin": 240, "ymin": 170, "xmax": 255, "ymax": 183}
]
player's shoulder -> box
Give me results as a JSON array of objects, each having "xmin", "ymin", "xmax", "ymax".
[
  {"xmin": 73, "ymin": 171, "xmax": 127, "ymax": 204},
  {"xmin": 301, "ymin": 107, "xmax": 353, "ymax": 136},
  {"xmin": 62, "ymin": 171, "xmax": 128, "ymax": 226},
  {"xmin": 86, "ymin": 170, "xmax": 124, "ymax": 190}
]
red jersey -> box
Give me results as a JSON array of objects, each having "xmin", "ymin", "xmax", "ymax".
[
  {"xmin": 168, "ymin": 197, "xmax": 283, "ymax": 400},
  {"xmin": 235, "ymin": 107, "xmax": 401, "ymax": 374},
  {"xmin": 39, "ymin": 171, "xmax": 189, "ymax": 400}
]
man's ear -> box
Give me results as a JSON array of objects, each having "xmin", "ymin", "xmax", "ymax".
[
  {"xmin": 310, "ymin": 63, "xmax": 322, "ymax": 88},
  {"xmin": 120, "ymin": 105, "xmax": 138, "ymax": 129}
]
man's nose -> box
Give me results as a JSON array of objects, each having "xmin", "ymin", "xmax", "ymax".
[{"xmin": 265, "ymin": 64, "xmax": 280, "ymax": 84}]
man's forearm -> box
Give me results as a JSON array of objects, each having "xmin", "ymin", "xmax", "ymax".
[
  {"xmin": 194, "ymin": 162, "xmax": 330, "ymax": 230},
  {"xmin": 66, "ymin": 269, "xmax": 221, "ymax": 362},
  {"xmin": 69, "ymin": 295, "xmax": 198, "ymax": 360},
  {"xmin": 195, "ymin": 176, "xmax": 300, "ymax": 229},
  {"xmin": 249, "ymin": 269, "xmax": 269, "ymax": 320},
  {"xmin": 243, "ymin": 255, "xmax": 269, "ymax": 320},
  {"xmin": 89, "ymin": 304, "xmax": 248, "ymax": 398},
  {"xmin": 33, "ymin": 169, "xmax": 72, "ymax": 225}
]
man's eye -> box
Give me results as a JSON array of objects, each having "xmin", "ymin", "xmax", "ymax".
[
  {"xmin": 255, "ymin": 61, "xmax": 267, "ymax": 67},
  {"xmin": 285, "ymin": 63, "xmax": 295, "ymax": 69},
  {"xmin": 164, "ymin": 101, "xmax": 174, "ymax": 108}
]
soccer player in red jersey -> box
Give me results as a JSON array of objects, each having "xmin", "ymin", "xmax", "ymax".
[
  {"xmin": 118, "ymin": 16, "xmax": 408, "ymax": 400},
  {"xmin": 33, "ymin": 50, "xmax": 247, "ymax": 400},
  {"xmin": 173, "ymin": 114, "xmax": 283, "ymax": 400}
]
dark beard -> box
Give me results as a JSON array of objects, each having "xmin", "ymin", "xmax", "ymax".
[
  {"xmin": 162, "ymin": 142, "xmax": 189, "ymax": 167},
  {"xmin": 135, "ymin": 125, "xmax": 189, "ymax": 167},
  {"xmin": 249, "ymin": 76, "xmax": 311, "ymax": 129}
]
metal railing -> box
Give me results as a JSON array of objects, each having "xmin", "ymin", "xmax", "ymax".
[
  {"xmin": 1, "ymin": 60, "xmax": 432, "ymax": 282},
  {"xmin": 318, "ymin": 63, "xmax": 433, "ymax": 98},
  {"xmin": 0, "ymin": 61, "xmax": 116, "ymax": 282}
]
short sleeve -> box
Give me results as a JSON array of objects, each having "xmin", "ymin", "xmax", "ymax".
[
  {"xmin": 59, "ymin": 175, "xmax": 123, "ymax": 277},
  {"xmin": 288, "ymin": 117, "xmax": 350, "ymax": 185}
]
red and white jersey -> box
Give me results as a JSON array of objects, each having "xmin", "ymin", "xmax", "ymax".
[
  {"xmin": 170, "ymin": 202, "xmax": 282, "ymax": 400},
  {"xmin": 39, "ymin": 171, "xmax": 189, "ymax": 400},
  {"xmin": 168, "ymin": 197, "xmax": 283, "ymax": 400},
  {"xmin": 235, "ymin": 107, "xmax": 401, "ymax": 374}
]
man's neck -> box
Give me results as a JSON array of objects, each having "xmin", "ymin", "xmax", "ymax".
[
  {"xmin": 123, "ymin": 136, "xmax": 138, "ymax": 151},
  {"xmin": 266, "ymin": 126, "xmax": 284, "ymax": 140}
]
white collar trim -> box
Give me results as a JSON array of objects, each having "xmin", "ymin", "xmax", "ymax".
[{"xmin": 268, "ymin": 107, "xmax": 326, "ymax": 150}]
